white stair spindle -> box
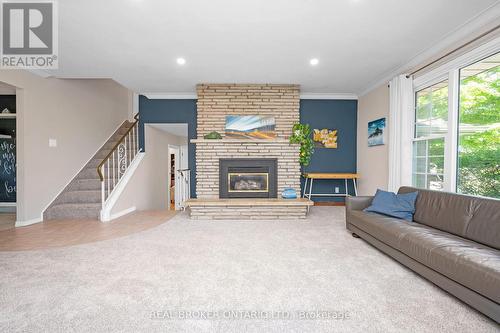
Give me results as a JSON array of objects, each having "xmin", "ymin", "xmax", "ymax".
[
  {"xmin": 101, "ymin": 166, "xmax": 105, "ymax": 205},
  {"xmin": 128, "ymin": 131, "xmax": 131, "ymax": 166},
  {"xmin": 124, "ymin": 138, "xmax": 128, "ymax": 174},
  {"xmin": 132, "ymin": 125, "xmax": 136, "ymax": 154},
  {"xmin": 107, "ymin": 160, "xmax": 110, "ymax": 199},
  {"xmin": 112, "ymin": 150, "xmax": 116, "ymax": 189}
]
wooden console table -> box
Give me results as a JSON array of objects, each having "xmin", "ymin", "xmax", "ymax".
[{"xmin": 302, "ymin": 173, "xmax": 359, "ymax": 199}]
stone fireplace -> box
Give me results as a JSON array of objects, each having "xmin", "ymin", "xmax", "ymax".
[
  {"xmin": 186, "ymin": 83, "xmax": 312, "ymax": 219},
  {"xmin": 219, "ymin": 159, "xmax": 277, "ymax": 198}
]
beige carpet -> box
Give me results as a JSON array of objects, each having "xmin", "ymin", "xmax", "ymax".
[{"xmin": 0, "ymin": 207, "xmax": 496, "ymax": 332}]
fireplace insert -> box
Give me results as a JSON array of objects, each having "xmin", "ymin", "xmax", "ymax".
[{"xmin": 219, "ymin": 159, "xmax": 277, "ymax": 198}]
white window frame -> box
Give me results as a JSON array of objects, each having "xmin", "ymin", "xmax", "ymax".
[
  {"xmin": 412, "ymin": 135, "xmax": 446, "ymax": 189},
  {"xmin": 411, "ymin": 37, "xmax": 500, "ymax": 192},
  {"xmin": 412, "ymin": 75, "xmax": 449, "ymax": 191}
]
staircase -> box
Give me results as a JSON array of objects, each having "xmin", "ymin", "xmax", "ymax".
[{"xmin": 44, "ymin": 119, "xmax": 139, "ymax": 220}]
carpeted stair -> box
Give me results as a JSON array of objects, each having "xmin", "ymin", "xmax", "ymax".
[{"xmin": 44, "ymin": 121, "xmax": 135, "ymax": 220}]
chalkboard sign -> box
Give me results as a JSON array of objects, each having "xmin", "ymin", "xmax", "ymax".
[
  {"xmin": 0, "ymin": 118, "xmax": 15, "ymax": 202},
  {"xmin": 0, "ymin": 95, "xmax": 16, "ymax": 113}
]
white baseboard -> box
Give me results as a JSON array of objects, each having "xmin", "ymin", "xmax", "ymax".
[
  {"xmin": 108, "ymin": 206, "xmax": 136, "ymax": 221},
  {"xmin": 15, "ymin": 216, "xmax": 42, "ymax": 227}
]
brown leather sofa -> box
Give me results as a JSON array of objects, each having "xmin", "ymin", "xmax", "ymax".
[{"xmin": 346, "ymin": 186, "xmax": 500, "ymax": 322}]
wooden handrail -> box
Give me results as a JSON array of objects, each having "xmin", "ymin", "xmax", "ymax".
[{"xmin": 97, "ymin": 115, "xmax": 139, "ymax": 181}]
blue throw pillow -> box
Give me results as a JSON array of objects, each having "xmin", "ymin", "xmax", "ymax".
[{"xmin": 364, "ymin": 189, "xmax": 418, "ymax": 221}]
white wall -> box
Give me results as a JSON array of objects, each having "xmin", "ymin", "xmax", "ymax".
[
  {"xmin": 110, "ymin": 125, "xmax": 187, "ymax": 216},
  {"xmin": 0, "ymin": 70, "xmax": 132, "ymax": 223},
  {"xmin": 357, "ymin": 83, "xmax": 390, "ymax": 196},
  {"xmin": 0, "ymin": 82, "xmax": 16, "ymax": 95}
]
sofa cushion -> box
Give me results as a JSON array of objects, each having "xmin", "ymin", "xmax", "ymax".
[
  {"xmin": 399, "ymin": 227, "xmax": 500, "ymax": 303},
  {"xmin": 466, "ymin": 200, "xmax": 500, "ymax": 251},
  {"xmin": 349, "ymin": 210, "xmax": 500, "ymax": 303},
  {"xmin": 398, "ymin": 187, "xmax": 500, "ymax": 250},
  {"xmin": 349, "ymin": 210, "xmax": 431, "ymax": 250}
]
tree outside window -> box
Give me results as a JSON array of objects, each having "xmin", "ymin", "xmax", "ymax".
[{"xmin": 458, "ymin": 54, "xmax": 499, "ymax": 198}]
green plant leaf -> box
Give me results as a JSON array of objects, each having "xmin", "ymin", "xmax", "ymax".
[{"xmin": 290, "ymin": 123, "xmax": 314, "ymax": 166}]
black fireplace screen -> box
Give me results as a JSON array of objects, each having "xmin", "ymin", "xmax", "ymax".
[
  {"xmin": 228, "ymin": 173, "xmax": 269, "ymax": 192},
  {"xmin": 219, "ymin": 159, "xmax": 277, "ymax": 198}
]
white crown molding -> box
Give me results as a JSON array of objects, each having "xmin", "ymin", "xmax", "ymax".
[
  {"xmin": 300, "ymin": 93, "xmax": 358, "ymax": 100},
  {"xmin": 413, "ymin": 36, "xmax": 500, "ymax": 89},
  {"xmin": 358, "ymin": 2, "xmax": 500, "ymax": 97},
  {"xmin": 144, "ymin": 92, "xmax": 358, "ymax": 100},
  {"xmin": 143, "ymin": 93, "xmax": 197, "ymax": 99}
]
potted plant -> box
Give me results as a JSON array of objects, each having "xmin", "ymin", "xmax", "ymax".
[{"xmin": 289, "ymin": 123, "xmax": 314, "ymax": 167}]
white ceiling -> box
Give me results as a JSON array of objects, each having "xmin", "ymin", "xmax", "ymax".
[{"xmin": 49, "ymin": 0, "xmax": 500, "ymax": 95}]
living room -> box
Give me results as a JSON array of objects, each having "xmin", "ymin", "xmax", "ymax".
[{"xmin": 0, "ymin": 0, "xmax": 499, "ymax": 331}]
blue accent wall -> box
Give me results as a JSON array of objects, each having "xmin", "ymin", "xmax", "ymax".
[
  {"xmin": 139, "ymin": 96, "xmax": 358, "ymax": 201},
  {"xmin": 138, "ymin": 96, "xmax": 197, "ymax": 198},
  {"xmin": 300, "ymin": 99, "xmax": 358, "ymax": 202}
]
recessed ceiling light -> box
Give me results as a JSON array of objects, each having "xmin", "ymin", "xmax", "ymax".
[
  {"xmin": 310, "ymin": 58, "xmax": 319, "ymax": 66},
  {"xmin": 176, "ymin": 57, "xmax": 186, "ymax": 65}
]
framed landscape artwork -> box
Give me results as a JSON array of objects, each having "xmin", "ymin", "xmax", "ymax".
[
  {"xmin": 225, "ymin": 115, "xmax": 276, "ymax": 139},
  {"xmin": 313, "ymin": 128, "xmax": 338, "ymax": 148},
  {"xmin": 368, "ymin": 117, "xmax": 386, "ymax": 146}
]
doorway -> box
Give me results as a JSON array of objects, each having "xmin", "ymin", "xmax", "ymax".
[
  {"xmin": 168, "ymin": 145, "xmax": 180, "ymax": 210},
  {"xmin": 146, "ymin": 123, "xmax": 189, "ymax": 211}
]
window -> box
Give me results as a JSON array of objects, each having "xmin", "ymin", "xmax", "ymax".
[
  {"xmin": 457, "ymin": 54, "xmax": 500, "ymax": 198},
  {"xmin": 412, "ymin": 80, "xmax": 448, "ymax": 191},
  {"xmin": 411, "ymin": 45, "xmax": 499, "ymax": 199}
]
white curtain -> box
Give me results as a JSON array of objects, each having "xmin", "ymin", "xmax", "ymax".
[{"xmin": 388, "ymin": 75, "xmax": 414, "ymax": 192}]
